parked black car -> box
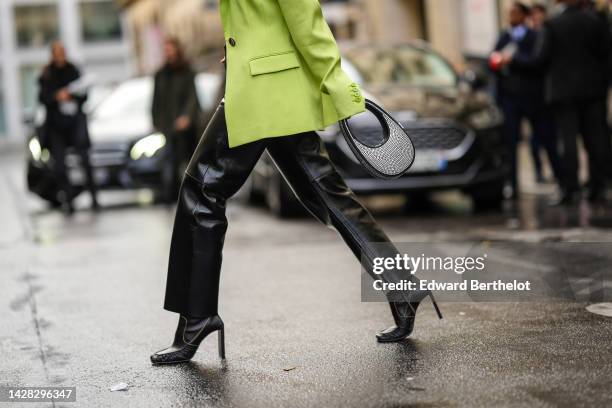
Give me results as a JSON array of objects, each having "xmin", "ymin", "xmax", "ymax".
[
  {"xmin": 248, "ymin": 43, "xmax": 506, "ymax": 216},
  {"xmin": 26, "ymin": 73, "xmax": 221, "ymax": 205}
]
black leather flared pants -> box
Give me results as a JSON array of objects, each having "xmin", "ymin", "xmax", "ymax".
[{"xmin": 164, "ymin": 102, "xmax": 402, "ymax": 318}]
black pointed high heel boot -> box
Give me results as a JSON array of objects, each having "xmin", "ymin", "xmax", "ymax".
[
  {"xmin": 376, "ymin": 291, "xmax": 442, "ymax": 343},
  {"xmin": 151, "ymin": 315, "xmax": 225, "ymax": 364}
]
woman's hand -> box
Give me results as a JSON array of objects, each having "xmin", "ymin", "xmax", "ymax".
[
  {"xmin": 175, "ymin": 115, "xmax": 192, "ymax": 131},
  {"xmin": 56, "ymin": 88, "xmax": 72, "ymax": 102}
]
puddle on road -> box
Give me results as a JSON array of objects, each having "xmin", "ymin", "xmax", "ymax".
[{"xmin": 586, "ymin": 303, "xmax": 612, "ymax": 317}]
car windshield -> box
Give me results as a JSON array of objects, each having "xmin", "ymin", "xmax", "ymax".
[
  {"xmin": 343, "ymin": 46, "xmax": 457, "ymax": 88},
  {"xmin": 91, "ymin": 74, "xmax": 219, "ymax": 120},
  {"xmin": 93, "ymin": 77, "xmax": 152, "ymax": 120}
]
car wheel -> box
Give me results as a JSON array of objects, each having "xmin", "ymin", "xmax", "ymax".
[
  {"xmin": 470, "ymin": 181, "xmax": 504, "ymax": 211},
  {"xmin": 246, "ymin": 176, "xmax": 265, "ymax": 205},
  {"xmin": 265, "ymin": 171, "xmax": 302, "ymax": 218}
]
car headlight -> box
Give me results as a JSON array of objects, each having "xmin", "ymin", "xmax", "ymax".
[
  {"xmin": 468, "ymin": 107, "xmax": 503, "ymax": 129},
  {"xmin": 130, "ymin": 133, "xmax": 166, "ymax": 160},
  {"xmin": 29, "ymin": 138, "xmax": 50, "ymax": 163},
  {"xmin": 29, "ymin": 138, "xmax": 41, "ymax": 161}
]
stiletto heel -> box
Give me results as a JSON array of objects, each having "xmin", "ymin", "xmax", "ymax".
[
  {"xmin": 376, "ymin": 290, "xmax": 443, "ymax": 343},
  {"xmin": 218, "ymin": 327, "xmax": 226, "ymax": 360},
  {"xmin": 151, "ymin": 315, "xmax": 225, "ymax": 364},
  {"xmin": 429, "ymin": 292, "xmax": 443, "ymax": 319}
]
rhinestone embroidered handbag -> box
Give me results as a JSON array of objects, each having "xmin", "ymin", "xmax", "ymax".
[{"xmin": 339, "ymin": 99, "xmax": 416, "ymax": 180}]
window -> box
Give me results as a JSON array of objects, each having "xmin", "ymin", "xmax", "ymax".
[
  {"xmin": 15, "ymin": 5, "xmax": 59, "ymax": 48},
  {"xmin": 80, "ymin": 1, "xmax": 123, "ymax": 42},
  {"xmin": 20, "ymin": 65, "xmax": 45, "ymax": 116},
  {"xmin": 203, "ymin": 0, "xmax": 218, "ymax": 10},
  {"xmin": 344, "ymin": 46, "xmax": 457, "ymax": 88},
  {"xmin": 0, "ymin": 73, "xmax": 6, "ymax": 137}
]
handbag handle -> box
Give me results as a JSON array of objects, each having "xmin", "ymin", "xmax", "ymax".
[{"xmin": 339, "ymin": 99, "xmax": 416, "ymax": 180}]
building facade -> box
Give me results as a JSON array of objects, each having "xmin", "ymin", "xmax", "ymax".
[
  {"xmin": 119, "ymin": 0, "xmax": 562, "ymax": 76},
  {"xmin": 328, "ymin": 0, "xmax": 563, "ymax": 68},
  {"xmin": 118, "ymin": 0, "xmax": 426, "ymax": 73},
  {"xmin": 117, "ymin": 0, "xmax": 224, "ymax": 74},
  {"xmin": 0, "ymin": 0, "xmax": 134, "ymax": 144}
]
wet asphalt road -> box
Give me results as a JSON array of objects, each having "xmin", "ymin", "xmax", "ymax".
[{"xmin": 1, "ymin": 150, "xmax": 612, "ymax": 408}]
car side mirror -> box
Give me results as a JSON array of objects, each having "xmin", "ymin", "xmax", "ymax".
[
  {"xmin": 22, "ymin": 112, "xmax": 35, "ymax": 126},
  {"xmin": 461, "ymin": 69, "xmax": 488, "ymax": 91}
]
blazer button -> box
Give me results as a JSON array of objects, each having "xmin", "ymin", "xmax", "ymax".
[{"xmin": 229, "ymin": 38, "xmax": 236, "ymax": 47}]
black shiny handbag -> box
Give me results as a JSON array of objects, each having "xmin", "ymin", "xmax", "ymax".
[{"xmin": 339, "ymin": 99, "xmax": 415, "ymax": 180}]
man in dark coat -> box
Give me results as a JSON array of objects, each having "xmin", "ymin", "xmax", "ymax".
[
  {"xmin": 526, "ymin": 3, "xmax": 564, "ymax": 185},
  {"xmin": 151, "ymin": 38, "xmax": 202, "ymax": 200},
  {"xmin": 492, "ymin": 2, "xmax": 562, "ymax": 200},
  {"xmin": 512, "ymin": 0, "xmax": 610, "ymax": 204},
  {"xmin": 38, "ymin": 41, "xmax": 98, "ymax": 214},
  {"xmin": 589, "ymin": 0, "xmax": 612, "ymax": 184}
]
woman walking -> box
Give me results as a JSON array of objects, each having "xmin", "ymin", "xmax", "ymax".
[{"xmin": 151, "ymin": 0, "xmax": 441, "ymax": 365}]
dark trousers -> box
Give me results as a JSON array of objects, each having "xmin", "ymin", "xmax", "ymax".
[
  {"xmin": 530, "ymin": 130, "xmax": 545, "ymax": 179},
  {"xmin": 599, "ymin": 96, "xmax": 612, "ymax": 182},
  {"xmin": 500, "ymin": 95, "xmax": 562, "ymax": 195},
  {"xmin": 164, "ymin": 129, "xmax": 197, "ymax": 199},
  {"xmin": 164, "ymin": 102, "xmax": 404, "ymax": 317},
  {"xmin": 170, "ymin": 127, "xmax": 198, "ymax": 163},
  {"xmin": 552, "ymin": 99, "xmax": 608, "ymax": 193},
  {"xmin": 48, "ymin": 131, "xmax": 97, "ymax": 206}
]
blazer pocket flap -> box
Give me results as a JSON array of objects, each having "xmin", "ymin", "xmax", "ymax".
[{"xmin": 249, "ymin": 52, "xmax": 300, "ymax": 76}]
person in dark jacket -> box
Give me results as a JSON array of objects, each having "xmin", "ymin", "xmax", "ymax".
[
  {"xmin": 527, "ymin": 4, "xmax": 563, "ymax": 185},
  {"xmin": 589, "ymin": 0, "xmax": 612, "ymax": 184},
  {"xmin": 151, "ymin": 38, "xmax": 202, "ymax": 200},
  {"xmin": 511, "ymin": 0, "xmax": 611, "ymax": 204},
  {"xmin": 492, "ymin": 2, "xmax": 562, "ymax": 199},
  {"xmin": 38, "ymin": 41, "xmax": 98, "ymax": 214}
]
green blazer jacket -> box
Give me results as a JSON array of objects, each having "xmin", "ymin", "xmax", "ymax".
[{"xmin": 220, "ymin": 0, "xmax": 365, "ymax": 147}]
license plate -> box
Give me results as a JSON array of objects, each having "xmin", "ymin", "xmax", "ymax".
[{"xmin": 407, "ymin": 150, "xmax": 447, "ymax": 173}]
